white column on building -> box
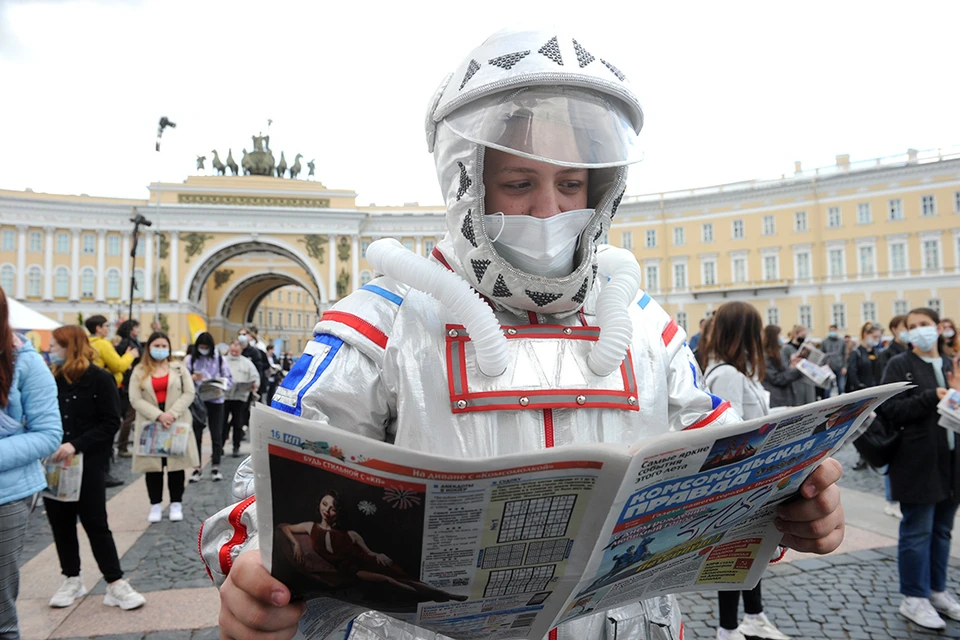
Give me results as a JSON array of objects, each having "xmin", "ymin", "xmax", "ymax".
[
  {"xmin": 121, "ymin": 231, "xmax": 131, "ymax": 302},
  {"xmin": 69, "ymin": 228, "xmax": 81, "ymax": 301},
  {"xmin": 327, "ymin": 233, "xmax": 337, "ymax": 300},
  {"xmin": 43, "ymin": 226, "xmax": 54, "ymax": 301},
  {"xmin": 15, "ymin": 225, "xmax": 28, "ymax": 299},
  {"xmin": 414, "ymin": 235, "xmax": 423, "ymax": 256},
  {"xmin": 351, "ymin": 235, "xmax": 359, "ymax": 293},
  {"xmin": 143, "ymin": 231, "xmax": 154, "ymax": 301},
  {"xmin": 169, "ymin": 232, "xmax": 179, "ymax": 302},
  {"xmin": 95, "ymin": 229, "xmax": 107, "ymax": 301}
]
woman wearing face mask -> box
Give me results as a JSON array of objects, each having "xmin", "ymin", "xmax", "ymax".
[
  {"xmin": 880, "ymin": 308, "xmax": 960, "ymax": 630},
  {"xmin": 845, "ymin": 322, "xmax": 884, "ymax": 393},
  {"xmin": 183, "ymin": 332, "xmax": 233, "ymax": 483},
  {"xmin": 939, "ymin": 318, "xmax": 958, "ymax": 364},
  {"xmin": 128, "ymin": 332, "xmax": 198, "ymax": 523},
  {"xmin": 46, "ymin": 325, "xmax": 146, "ymax": 610}
]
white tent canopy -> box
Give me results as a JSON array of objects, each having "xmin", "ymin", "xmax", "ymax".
[{"xmin": 7, "ymin": 298, "xmax": 60, "ymax": 331}]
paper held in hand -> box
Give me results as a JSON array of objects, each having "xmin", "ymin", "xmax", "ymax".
[
  {"xmin": 43, "ymin": 454, "xmax": 83, "ymax": 502},
  {"xmin": 797, "ymin": 341, "xmax": 827, "ymax": 366},
  {"xmin": 137, "ymin": 421, "xmax": 191, "ymax": 457},
  {"xmin": 796, "ymin": 359, "xmax": 836, "ymax": 389},
  {"xmin": 938, "ymin": 389, "xmax": 960, "ymax": 434},
  {"xmin": 251, "ymin": 383, "xmax": 907, "ymax": 640}
]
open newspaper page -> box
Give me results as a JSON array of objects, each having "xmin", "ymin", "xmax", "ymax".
[
  {"xmin": 554, "ymin": 383, "xmax": 908, "ymax": 626},
  {"xmin": 137, "ymin": 421, "xmax": 191, "ymax": 457},
  {"xmin": 797, "ymin": 341, "xmax": 827, "ymax": 366},
  {"xmin": 938, "ymin": 389, "xmax": 960, "ymax": 433},
  {"xmin": 252, "ymin": 405, "xmax": 630, "ymax": 640},
  {"xmin": 795, "ymin": 358, "xmax": 836, "ymax": 389},
  {"xmin": 42, "ymin": 453, "xmax": 83, "ymax": 502}
]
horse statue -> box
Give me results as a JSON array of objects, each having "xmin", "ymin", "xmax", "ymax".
[
  {"xmin": 211, "ymin": 150, "xmax": 226, "ymax": 176},
  {"xmin": 241, "ymin": 149, "xmax": 253, "ymax": 175},
  {"xmin": 307, "ymin": 159, "xmax": 316, "ymax": 179},
  {"xmin": 276, "ymin": 152, "xmax": 288, "ymax": 178},
  {"xmin": 226, "ymin": 149, "xmax": 239, "ymax": 176},
  {"xmin": 196, "ymin": 155, "xmax": 206, "ymax": 171},
  {"xmin": 289, "ymin": 153, "xmax": 303, "ymax": 179}
]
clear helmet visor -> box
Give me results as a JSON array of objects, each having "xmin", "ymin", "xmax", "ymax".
[{"xmin": 442, "ymin": 86, "xmax": 642, "ymax": 169}]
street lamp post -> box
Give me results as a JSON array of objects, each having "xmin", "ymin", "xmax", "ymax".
[{"xmin": 127, "ymin": 214, "xmax": 152, "ymax": 322}]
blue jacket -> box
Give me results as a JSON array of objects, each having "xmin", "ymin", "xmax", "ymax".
[{"xmin": 0, "ymin": 336, "xmax": 63, "ymax": 505}]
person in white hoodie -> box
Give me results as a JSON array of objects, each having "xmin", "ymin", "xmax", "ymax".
[
  {"xmin": 700, "ymin": 301, "xmax": 790, "ymax": 640},
  {"xmin": 222, "ymin": 340, "xmax": 260, "ymax": 458}
]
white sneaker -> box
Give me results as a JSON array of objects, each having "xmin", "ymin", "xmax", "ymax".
[
  {"xmin": 169, "ymin": 502, "xmax": 183, "ymax": 522},
  {"xmin": 716, "ymin": 628, "xmax": 747, "ymax": 640},
  {"xmin": 884, "ymin": 501, "xmax": 903, "ymax": 519},
  {"xmin": 738, "ymin": 612, "xmax": 790, "ymax": 639},
  {"xmin": 104, "ymin": 579, "xmax": 146, "ymax": 610},
  {"xmin": 189, "ymin": 469, "xmax": 202, "ymax": 483},
  {"xmin": 931, "ymin": 591, "xmax": 960, "ymax": 621},
  {"xmin": 900, "ymin": 596, "xmax": 946, "ymax": 630},
  {"xmin": 49, "ymin": 576, "xmax": 86, "ymax": 608},
  {"xmin": 211, "ymin": 469, "xmax": 224, "ymax": 482},
  {"xmin": 147, "ymin": 504, "xmax": 163, "ymax": 523}
]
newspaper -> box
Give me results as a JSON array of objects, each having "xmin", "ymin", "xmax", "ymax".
[
  {"xmin": 252, "ymin": 384, "xmax": 906, "ymax": 640},
  {"xmin": 137, "ymin": 421, "xmax": 191, "ymax": 457},
  {"xmin": 42, "ymin": 454, "xmax": 83, "ymax": 502},
  {"xmin": 795, "ymin": 359, "xmax": 836, "ymax": 389},
  {"xmin": 197, "ymin": 378, "xmax": 229, "ymax": 402},
  {"xmin": 938, "ymin": 389, "xmax": 960, "ymax": 434},
  {"xmin": 797, "ymin": 341, "xmax": 827, "ymax": 366}
]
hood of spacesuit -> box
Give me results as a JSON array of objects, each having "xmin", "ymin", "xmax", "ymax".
[{"xmin": 426, "ymin": 29, "xmax": 643, "ymax": 318}]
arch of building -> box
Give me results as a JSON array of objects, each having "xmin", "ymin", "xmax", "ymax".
[{"xmin": 217, "ymin": 270, "xmax": 319, "ymax": 323}]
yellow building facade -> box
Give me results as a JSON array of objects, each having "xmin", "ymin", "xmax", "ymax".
[{"xmin": 1, "ymin": 148, "xmax": 957, "ymax": 349}]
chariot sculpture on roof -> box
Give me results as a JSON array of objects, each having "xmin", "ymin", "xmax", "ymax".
[{"xmin": 241, "ymin": 132, "xmax": 277, "ymax": 176}]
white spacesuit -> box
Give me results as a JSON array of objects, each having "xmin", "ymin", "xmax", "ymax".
[{"xmin": 201, "ymin": 29, "xmax": 739, "ymax": 640}]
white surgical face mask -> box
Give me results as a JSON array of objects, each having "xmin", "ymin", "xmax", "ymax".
[
  {"xmin": 898, "ymin": 330, "xmax": 909, "ymax": 343},
  {"xmin": 907, "ymin": 326, "xmax": 939, "ymax": 353},
  {"xmin": 944, "ymin": 329, "xmax": 956, "ymax": 339},
  {"xmin": 484, "ymin": 209, "xmax": 594, "ymax": 279}
]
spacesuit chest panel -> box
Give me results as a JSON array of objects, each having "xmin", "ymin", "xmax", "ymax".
[{"xmin": 445, "ymin": 323, "xmax": 640, "ymax": 414}]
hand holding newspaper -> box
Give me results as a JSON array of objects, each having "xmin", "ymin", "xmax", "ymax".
[
  {"xmin": 43, "ymin": 454, "xmax": 83, "ymax": 502},
  {"xmin": 137, "ymin": 421, "xmax": 191, "ymax": 457},
  {"xmin": 938, "ymin": 389, "xmax": 960, "ymax": 434},
  {"xmin": 251, "ymin": 384, "xmax": 907, "ymax": 640}
]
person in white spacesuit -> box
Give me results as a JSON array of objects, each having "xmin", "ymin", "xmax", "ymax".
[{"xmin": 201, "ymin": 29, "xmax": 845, "ymax": 640}]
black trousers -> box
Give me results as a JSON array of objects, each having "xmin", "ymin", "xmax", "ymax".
[
  {"xmin": 193, "ymin": 401, "xmax": 225, "ymax": 466},
  {"xmin": 45, "ymin": 454, "xmax": 123, "ymax": 583},
  {"xmin": 145, "ymin": 463, "xmax": 185, "ymax": 505},
  {"xmin": 718, "ymin": 580, "xmax": 763, "ymax": 630},
  {"xmin": 223, "ymin": 400, "xmax": 247, "ymax": 452}
]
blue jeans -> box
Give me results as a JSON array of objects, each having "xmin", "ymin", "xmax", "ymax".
[
  {"xmin": 884, "ymin": 474, "xmax": 893, "ymax": 502},
  {"xmin": 899, "ymin": 500, "xmax": 959, "ymax": 597}
]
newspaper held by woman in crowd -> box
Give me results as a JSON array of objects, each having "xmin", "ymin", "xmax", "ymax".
[
  {"xmin": 938, "ymin": 389, "xmax": 960, "ymax": 433},
  {"xmin": 42, "ymin": 454, "xmax": 83, "ymax": 502},
  {"xmin": 250, "ymin": 383, "xmax": 906, "ymax": 640},
  {"xmin": 137, "ymin": 421, "xmax": 191, "ymax": 457}
]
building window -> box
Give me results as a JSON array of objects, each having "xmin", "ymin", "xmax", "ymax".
[
  {"xmin": 955, "ymin": 191, "xmax": 960, "ymax": 213},
  {"xmin": 27, "ymin": 266, "xmax": 42, "ymax": 297},
  {"xmin": 80, "ymin": 268, "xmax": 95, "ymax": 298},
  {"xmin": 858, "ymin": 245, "xmax": 875, "ymax": 276},
  {"xmin": 702, "ymin": 260, "xmax": 716, "ymax": 286},
  {"xmin": 763, "ymin": 255, "xmax": 778, "ymax": 281},
  {"xmin": 799, "ymin": 305, "xmax": 813, "ymax": 329},
  {"xmin": 268, "ymin": 310, "xmax": 274, "ymax": 328},
  {"xmin": 600, "ymin": 230, "xmax": 609, "ymax": 244},
  {"xmin": 645, "ymin": 265, "xmax": 659, "ymax": 292},
  {"xmin": 288, "ymin": 311, "xmax": 293, "ymax": 327},
  {"xmin": 702, "ymin": 223, "xmax": 714, "ymax": 243},
  {"xmin": 55, "ymin": 267, "xmax": 69, "ymax": 298},
  {"xmin": 827, "ymin": 207, "xmax": 842, "ymax": 228},
  {"xmin": 257, "ymin": 310, "xmax": 264, "ymax": 327},
  {"xmin": 923, "ymin": 239, "xmax": 941, "ymax": 270},
  {"xmin": 297, "ymin": 312, "xmax": 303, "ymax": 328},
  {"xmin": 622, "ymin": 231, "xmax": 633, "ymax": 250},
  {"xmin": 921, "ymin": 195, "xmax": 936, "ymax": 217},
  {"xmin": 673, "ymin": 227, "xmax": 685, "ymax": 245},
  {"xmin": 82, "ymin": 234, "xmax": 95, "ymax": 255},
  {"xmin": 134, "ymin": 237, "xmax": 145, "ymax": 256},
  {"xmin": 106, "ymin": 269, "xmax": 121, "ymax": 299},
  {"xmin": 673, "ymin": 263, "xmax": 687, "ymax": 290},
  {"xmin": 676, "ymin": 311, "xmax": 688, "ymax": 333},
  {"xmin": 361, "ymin": 240, "xmax": 370, "ymax": 258},
  {"xmin": 133, "ymin": 269, "xmax": 144, "ymax": 299},
  {"xmin": 287, "ymin": 292, "xmax": 293, "ymax": 303},
  {"xmin": 890, "ymin": 242, "xmax": 907, "ymax": 273},
  {"xmin": 424, "ymin": 239, "xmax": 435, "ymax": 256},
  {"xmin": 862, "ymin": 301, "xmax": 877, "ymax": 324},
  {"xmin": 762, "ymin": 215, "xmax": 775, "ymax": 236},
  {"xmin": 0, "ymin": 265, "xmax": 13, "ymax": 292},
  {"xmin": 794, "ymin": 211, "xmax": 808, "ymax": 232},
  {"xmin": 732, "ymin": 257, "xmax": 747, "ymax": 283},
  {"xmin": 645, "ymin": 229, "xmax": 656, "ymax": 249},
  {"xmin": 1, "ymin": 230, "xmax": 14, "ymax": 251},
  {"xmin": 928, "ymin": 298, "xmax": 942, "ymax": 315},
  {"xmin": 888, "ymin": 198, "xmax": 903, "ymax": 221},
  {"xmin": 28, "ymin": 231, "xmax": 42, "ymax": 253},
  {"xmin": 55, "ymin": 233, "xmax": 69, "ymax": 254},
  {"xmin": 894, "ymin": 299, "xmax": 909, "ymax": 316},
  {"xmin": 360, "ymin": 270, "xmax": 373, "ymax": 286},
  {"xmin": 767, "ymin": 307, "xmax": 780, "ymax": 326},
  {"xmin": 107, "ymin": 235, "xmax": 121, "ymax": 256},
  {"xmin": 297, "ymin": 292, "xmax": 301, "ymax": 304},
  {"xmin": 402, "ymin": 239, "xmax": 414, "ymax": 252},
  {"xmin": 828, "ymin": 248, "xmax": 845, "ymax": 278},
  {"xmin": 831, "ymin": 303, "xmax": 847, "ymax": 329},
  {"xmin": 732, "ymin": 219, "xmax": 744, "ymax": 240},
  {"xmin": 857, "ymin": 203, "xmax": 872, "ymax": 225},
  {"xmin": 795, "ymin": 252, "xmax": 811, "ymax": 280}
]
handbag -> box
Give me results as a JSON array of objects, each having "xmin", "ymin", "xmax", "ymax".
[
  {"xmin": 189, "ymin": 393, "xmax": 208, "ymax": 426},
  {"xmin": 852, "ymin": 412, "xmax": 902, "ymax": 468}
]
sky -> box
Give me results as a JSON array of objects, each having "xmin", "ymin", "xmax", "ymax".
[{"xmin": 2, "ymin": 0, "xmax": 959, "ymax": 207}]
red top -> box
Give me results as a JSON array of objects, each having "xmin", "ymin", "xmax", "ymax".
[{"xmin": 152, "ymin": 374, "xmax": 169, "ymax": 406}]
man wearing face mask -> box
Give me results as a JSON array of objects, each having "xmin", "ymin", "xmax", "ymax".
[
  {"xmin": 781, "ymin": 325, "xmax": 816, "ymax": 406},
  {"xmin": 201, "ymin": 30, "xmax": 848, "ymax": 640},
  {"xmin": 821, "ymin": 324, "xmax": 845, "ymax": 398}
]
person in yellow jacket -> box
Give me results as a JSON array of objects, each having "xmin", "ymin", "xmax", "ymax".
[{"xmin": 84, "ymin": 316, "xmax": 139, "ymax": 386}]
